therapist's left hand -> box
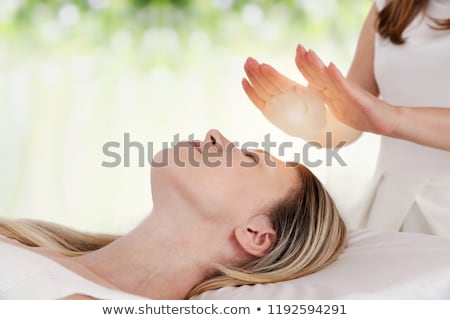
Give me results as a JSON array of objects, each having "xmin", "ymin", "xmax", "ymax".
[{"xmin": 295, "ymin": 44, "xmax": 399, "ymax": 136}]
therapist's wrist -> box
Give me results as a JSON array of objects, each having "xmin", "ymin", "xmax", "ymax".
[{"xmin": 386, "ymin": 104, "xmax": 407, "ymax": 139}]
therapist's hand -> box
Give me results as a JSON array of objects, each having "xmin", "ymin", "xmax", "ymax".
[
  {"xmin": 242, "ymin": 57, "xmax": 304, "ymax": 109},
  {"xmin": 295, "ymin": 44, "xmax": 399, "ymax": 135},
  {"xmin": 242, "ymin": 57, "xmax": 327, "ymax": 139}
]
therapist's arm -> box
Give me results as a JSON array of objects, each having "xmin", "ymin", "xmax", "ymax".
[{"xmin": 393, "ymin": 106, "xmax": 450, "ymax": 151}]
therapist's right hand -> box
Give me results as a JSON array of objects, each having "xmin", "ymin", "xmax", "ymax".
[{"xmin": 242, "ymin": 57, "xmax": 327, "ymax": 139}]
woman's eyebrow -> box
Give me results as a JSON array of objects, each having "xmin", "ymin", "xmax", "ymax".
[{"xmin": 253, "ymin": 149, "xmax": 276, "ymax": 164}]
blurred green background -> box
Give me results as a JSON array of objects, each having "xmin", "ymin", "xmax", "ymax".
[{"xmin": 0, "ymin": 0, "xmax": 378, "ymax": 233}]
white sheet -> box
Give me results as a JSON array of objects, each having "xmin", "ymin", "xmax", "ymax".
[{"xmin": 193, "ymin": 229, "xmax": 450, "ymax": 299}]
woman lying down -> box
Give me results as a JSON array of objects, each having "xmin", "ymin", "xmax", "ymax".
[{"xmin": 0, "ymin": 129, "xmax": 347, "ymax": 300}]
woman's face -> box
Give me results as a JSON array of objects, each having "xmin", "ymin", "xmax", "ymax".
[{"xmin": 151, "ymin": 129, "xmax": 300, "ymax": 225}]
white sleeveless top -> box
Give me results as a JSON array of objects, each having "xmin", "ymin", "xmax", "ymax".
[
  {"xmin": 0, "ymin": 238, "xmax": 147, "ymax": 300},
  {"xmin": 360, "ymin": 0, "xmax": 450, "ymax": 236},
  {"xmin": 374, "ymin": 0, "xmax": 450, "ymax": 177}
]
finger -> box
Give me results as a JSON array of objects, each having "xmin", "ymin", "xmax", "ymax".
[
  {"xmin": 327, "ymin": 62, "xmax": 352, "ymax": 96},
  {"xmin": 244, "ymin": 58, "xmax": 272, "ymax": 101},
  {"xmin": 306, "ymin": 51, "xmax": 341, "ymax": 95},
  {"xmin": 319, "ymin": 64, "xmax": 356, "ymax": 115},
  {"xmin": 242, "ymin": 78, "xmax": 266, "ymax": 110},
  {"xmin": 327, "ymin": 63, "xmax": 375, "ymax": 120},
  {"xmin": 306, "ymin": 50, "xmax": 330, "ymax": 83},
  {"xmin": 259, "ymin": 63, "xmax": 301, "ymax": 93},
  {"xmin": 295, "ymin": 44, "xmax": 317, "ymax": 84},
  {"xmin": 303, "ymin": 67, "xmax": 343, "ymax": 107},
  {"xmin": 253, "ymin": 64, "xmax": 282, "ymax": 95}
]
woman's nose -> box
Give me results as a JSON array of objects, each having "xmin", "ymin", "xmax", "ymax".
[{"xmin": 204, "ymin": 129, "xmax": 231, "ymax": 148}]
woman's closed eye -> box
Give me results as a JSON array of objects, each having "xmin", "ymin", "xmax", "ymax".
[{"xmin": 243, "ymin": 150, "xmax": 259, "ymax": 163}]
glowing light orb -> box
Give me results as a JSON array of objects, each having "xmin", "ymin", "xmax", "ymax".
[{"xmin": 263, "ymin": 89, "xmax": 326, "ymax": 138}]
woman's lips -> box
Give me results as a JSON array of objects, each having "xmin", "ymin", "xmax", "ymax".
[{"xmin": 189, "ymin": 140, "xmax": 202, "ymax": 154}]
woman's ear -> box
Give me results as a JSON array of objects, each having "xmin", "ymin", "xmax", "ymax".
[{"xmin": 234, "ymin": 214, "xmax": 276, "ymax": 257}]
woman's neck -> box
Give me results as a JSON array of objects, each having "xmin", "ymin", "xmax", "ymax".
[{"xmin": 72, "ymin": 210, "xmax": 222, "ymax": 299}]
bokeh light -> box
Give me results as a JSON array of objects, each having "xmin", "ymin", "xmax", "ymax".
[{"xmin": 0, "ymin": 0, "xmax": 376, "ymax": 233}]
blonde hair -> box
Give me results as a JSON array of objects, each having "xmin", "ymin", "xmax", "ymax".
[
  {"xmin": 377, "ymin": 0, "xmax": 450, "ymax": 45},
  {"xmin": 0, "ymin": 164, "xmax": 347, "ymax": 299},
  {"xmin": 0, "ymin": 218, "xmax": 118, "ymax": 257}
]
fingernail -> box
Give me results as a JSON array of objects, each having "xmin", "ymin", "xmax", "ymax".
[
  {"xmin": 296, "ymin": 45, "xmax": 306, "ymax": 57},
  {"xmin": 250, "ymin": 57, "xmax": 259, "ymax": 64}
]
